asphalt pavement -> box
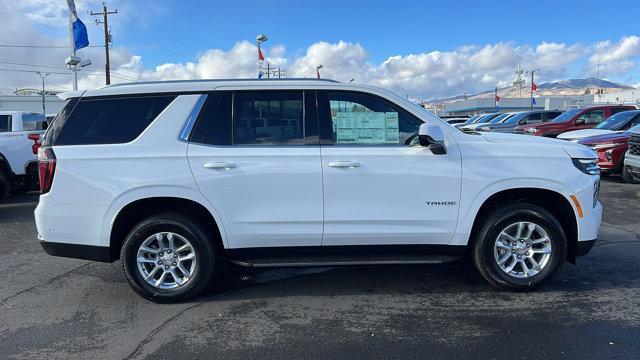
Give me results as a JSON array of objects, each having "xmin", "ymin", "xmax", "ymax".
[{"xmin": 1, "ymin": 176, "xmax": 639, "ymax": 360}]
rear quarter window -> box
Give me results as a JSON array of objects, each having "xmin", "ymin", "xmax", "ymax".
[
  {"xmin": 0, "ymin": 115, "xmax": 10, "ymax": 132},
  {"xmin": 45, "ymin": 95, "xmax": 176, "ymax": 146}
]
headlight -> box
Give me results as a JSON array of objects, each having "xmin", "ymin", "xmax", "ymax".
[
  {"xmin": 572, "ymin": 158, "xmax": 600, "ymax": 175},
  {"xmin": 589, "ymin": 142, "xmax": 625, "ymax": 150},
  {"xmin": 526, "ymin": 128, "xmax": 539, "ymax": 133}
]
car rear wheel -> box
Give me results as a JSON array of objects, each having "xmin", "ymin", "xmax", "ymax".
[
  {"xmin": 121, "ymin": 212, "xmax": 217, "ymax": 303},
  {"xmin": 621, "ymin": 164, "xmax": 640, "ymax": 184},
  {"xmin": 472, "ymin": 203, "xmax": 567, "ymax": 291}
]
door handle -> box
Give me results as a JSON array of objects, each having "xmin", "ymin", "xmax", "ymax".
[
  {"xmin": 204, "ymin": 162, "xmax": 237, "ymax": 170},
  {"xmin": 328, "ymin": 161, "xmax": 361, "ymax": 168}
]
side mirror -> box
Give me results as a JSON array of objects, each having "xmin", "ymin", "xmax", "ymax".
[
  {"xmin": 419, "ymin": 123, "xmax": 446, "ymax": 155},
  {"xmin": 574, "ymin": 118, "xmax": 585, "ymax": 125},
  {"xmin": 519, "ymin": 119, "xmax": 527, "ymax": 125}
]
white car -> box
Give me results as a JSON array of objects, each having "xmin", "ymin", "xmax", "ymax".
[
  {"xmin": 624, "ymin": 125, "xmax": 640, "ymax": 181},
  {"xmin": 0, "ymin": 111, "xmax": 46, "ymax": 200},
  {"xmin": 557, "ymin": 110, "xmax": 640, "ymax": 142},
  {"xmin": 35, "ymin": 79, "xmax": 602, "ymax": 302}
]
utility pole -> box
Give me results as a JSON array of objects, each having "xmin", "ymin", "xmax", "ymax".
[
  {"xmin": 36, "ymin": 71, "xmax": 50, "ymax": 116},
  {"xmin": 91, "ymin": 3, "xmax": 118, "ymax": 85},
  {"xmin": 526, "ymin": 69, "xmax": 540, "ymax": 110}
]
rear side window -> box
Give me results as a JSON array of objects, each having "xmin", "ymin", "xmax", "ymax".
[
  {"xmin": 234, "ymin": 91, "xmax": 304, "ymax": 145},
  {"xmin": 22, "ymin": 113, "xmax": 46, "ymax": 131},
  {"xmin": 546, "ymin": 112, "xmax": 561, "ymax": 121},
  {"xmin": 527, "ymin": 113, "xmax": 542, "ymax": 122},
  {"xmin": 45, "ymin": 95, "xmax": 175, "ymax": 146},
  {"xmin": 0, "ymin": 115, "xmax": 9, "ymax": 132}
]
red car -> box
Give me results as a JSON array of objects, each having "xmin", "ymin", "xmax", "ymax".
[
  {"xmin": 514, "ymin": 105, "xmax": 635, "ymax": 137},
  {"xmin": 578, "ymin": 131, "xmax": 639, "ymax": 183}
]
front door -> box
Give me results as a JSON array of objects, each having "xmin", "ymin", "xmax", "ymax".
[
  {"xmin": 317, "ymin": 90, "xmax": 462, "ymax": 246},
  {"xmin": 188, "ymin": 90, "xmax": 323, "ymax": 248}
]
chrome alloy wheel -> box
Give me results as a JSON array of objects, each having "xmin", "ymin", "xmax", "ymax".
[
  {"xmin": 136, "ymin": 232, "xmax": 197, "ymax": 289},
  {"xmin": 493, "ymin": 221, "xmax": 553, "ymax": 279}
]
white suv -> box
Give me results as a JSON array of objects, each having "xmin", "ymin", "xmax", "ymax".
[{"xmin": 35, "ymin": 79, "xmax": 602, "ymax": 302}]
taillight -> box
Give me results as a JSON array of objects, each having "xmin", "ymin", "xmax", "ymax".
[
  {"xmin": 38, "ymin": 147, "xmax": 56, "ymax": 194},
  {"xmin": 28, "ymin": 133, "xmax": 41, "ymax": 155}
]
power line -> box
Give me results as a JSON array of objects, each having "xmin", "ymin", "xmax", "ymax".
[
  {"xmin": 0, "ymin": 44, "xmax": 102, "ymax": 49},
  {"xmin": 118, "ymin": 8, "xmax": 215, "ymax": 49}
]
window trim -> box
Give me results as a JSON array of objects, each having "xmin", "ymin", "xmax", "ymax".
[{"xmin": 317, "ymin": 90, "xmax": 424, "ymax": 147}]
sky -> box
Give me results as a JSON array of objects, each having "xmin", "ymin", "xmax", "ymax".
[{"xmin": 0, "ymin": 0, "xmax": 639, "ymax": 100}]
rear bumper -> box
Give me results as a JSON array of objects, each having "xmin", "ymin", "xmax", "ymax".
[
  {"xmin": 577, "ymin": 239, "xmax": 596, "ymax": 257},
  {"xmin": 39, "ymin": 241, "xmax": 112, "ymax": 262}
]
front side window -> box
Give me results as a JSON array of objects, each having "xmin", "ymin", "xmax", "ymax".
[
  {"xmin": 234, "ymin": 91, "xmax": 304, "ymax": 145},
  {"xmin": 527, "ymin": 113, "xmax": 543, "ymax": 122},
  {"xmin": 578, "ymin": 109, "xmax": 605, "ymax": 124},
  {"xmin": 322, "ymin": 91, "xmax": 422, "ymax": 146},
  {"xmin": 0, "ymin": 115, "xmax": 10, "ymax": 132}
]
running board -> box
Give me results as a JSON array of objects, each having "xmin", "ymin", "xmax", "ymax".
[{"xmin": 226, "ymin": 254, "xmax": 461, "ymax": 268}]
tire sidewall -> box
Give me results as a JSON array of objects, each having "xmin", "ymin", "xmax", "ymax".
[
  {"xmin": 122, "ymin": 217, "xmax": 213, "ymax": 302},
  {"xmin": 478, "ymin": 206, "xmax": 567, "ymax": 289}
]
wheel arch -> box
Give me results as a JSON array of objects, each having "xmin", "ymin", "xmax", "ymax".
[
  {"xmin": 108, "ymin": 196, "xmax": 226, "ymax": 261},
  {"xmin": 466, "ymin": 187, "xmax": 579, "ymax": 263}
]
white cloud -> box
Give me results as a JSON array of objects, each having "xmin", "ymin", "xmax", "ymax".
[{"xmin": 588, "ymin": 36, "xmax": 640, "ymax": 76}]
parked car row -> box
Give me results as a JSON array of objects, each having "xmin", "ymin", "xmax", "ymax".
[{"xmin": 460, "ymin": 105, "xmax": 640, "ymax": 183}]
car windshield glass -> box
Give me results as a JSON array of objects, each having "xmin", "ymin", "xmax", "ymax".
[
  {"xmin": 490, "ymin": 113, "xmax": 514, "ymax": 124},
  {"xmin": 595, "ymin": 111, "xmax": 638, "ymax": 130},
  {"xmin": 474, "ymin": 114, "xmax": 495, "ymax": 124},
  {"xmin": 462, "ymin": 115, "xmax": 480, "ymax": 125},
  {"xmin": 551, "ymin": 108, "xmax": 582, "ymax": 123},
  {"xmin": 625, "ymin": 123, "xmax": 640, "ymax": 134},
  {"xmin": 503, "ymin": 112, "xmax": 526, "ymax": 124}
]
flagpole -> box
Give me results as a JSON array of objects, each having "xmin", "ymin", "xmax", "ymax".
[{"xmin": 68, "ymin": 11, "xmax": 78, "ymax": 91}]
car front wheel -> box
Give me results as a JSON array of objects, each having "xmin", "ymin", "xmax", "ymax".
[
  {"xmin": 121, "ymin": 212, "xmax": 216, "ymax": 303},
  {"xmin": 472, "ymin": 203, "xmax": 567, "ymax": 290}
]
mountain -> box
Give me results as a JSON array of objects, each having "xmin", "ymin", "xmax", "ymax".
[{"xmin": 425, "ymin": 77, "xmax": 636, "ymax": 105}]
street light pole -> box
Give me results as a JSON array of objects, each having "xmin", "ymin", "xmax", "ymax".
[
  {"xmin": 316, "ymin": 64, "xmax": 323, "ymax": 79},
  {"xmin": 36, "ymin": 71, "xmax": 50, "ymax": 116}
]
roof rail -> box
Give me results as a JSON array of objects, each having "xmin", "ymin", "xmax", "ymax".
[{"xmin": 104, "ymin": 78, "xmax": 341, "ymax": 88}]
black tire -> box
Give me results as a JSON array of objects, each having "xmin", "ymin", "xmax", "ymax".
[
  {"xmin": 621, "ymin": 164, "xmax": 640, "ymax": 184},
  {"xmin": 121, "ymin": 212, "xmax": 217, "ymax": 303},
  {"xmin": 472, "ymin": 203, "xmax": 567, "ymax": 291},
  {"xmin": 0, "ymin": 169, "xmax": 10, "ymax": 202}
]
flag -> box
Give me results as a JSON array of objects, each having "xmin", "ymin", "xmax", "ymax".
[
  {"xmin": 495, "ymin": 95, "xmax": 500, "ymax": 103},
  {"xmin": 66, "ymin": 0, "xmax": 89, "ymax": 51},
  {"xmin": 532, "ymin": 97, "xmax": 536, "ymax": 105},
  {"xmin": 258, "ymin": 45, "xmax": 264, "ymax": 61},
  {"xmin": 257, "ymin": 44, "xmax": 264, "ymax": 78},
  {"xmin": 531, "ymin": 82, "xmax": 538, "ymax": 91}
]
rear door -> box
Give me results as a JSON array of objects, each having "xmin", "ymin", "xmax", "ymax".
[
  {"xmin": 317, "ymin": 90, "xmax": 462, "ymax": 246},
  {"xmin": 187, "ymin": 90, "xmax": 324, "ymax": 249}
]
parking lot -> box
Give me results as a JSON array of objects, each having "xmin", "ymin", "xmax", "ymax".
[{"xmin": 0, "ymin": 177, "xmax": 638, "ymax": 360}]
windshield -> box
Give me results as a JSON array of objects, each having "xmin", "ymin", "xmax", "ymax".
[
  {"xmin": 503, "ymin": 112, "xmax": 527, "ymax": 125},
  {"xmin": 595, "ymin": 111, "xmax": 639, "ymax": 130},
  {"xmin": 489, "ymin": 113, "xmax": 512, "ymax": 124},
  {"xmin": 551, "ymin": 108, "xmax": 582, "ymax": 123},
  {"xmin": 625, "ymin": 123, "xmax": 640, "ymax": 134},
  {"xmin": 462, "ymin": 115, "xmax": 480, "ymax": 125},
  {"xmin": 474, "ymin": 114, "xmax": 497, "ymax": 124}
]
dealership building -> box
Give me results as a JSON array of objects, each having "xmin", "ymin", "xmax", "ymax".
[
  {"xmin": 443, "ymin": 95, "xmax": 595, "ymax": 116},
  {"xmin": 0, "ymin": 89, "xmax": 65, "ymax": 115}
]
